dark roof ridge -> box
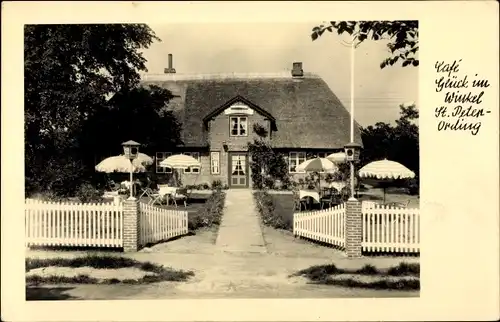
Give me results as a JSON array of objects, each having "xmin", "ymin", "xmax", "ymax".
[{"xmin": 140, "ymin": 72, "xmax": 320, "ymax": 82}]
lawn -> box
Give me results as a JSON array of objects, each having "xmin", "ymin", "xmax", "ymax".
[
  {"xmin": 292, "ymin": 262, "xmax": 420, "ymax": 291},
  {"xmin": 269, "ymin": 193, "xmax": 294, "ymax": 230},
  {"xmin": 26, "ymin": 254, "xmax": 194, "ymax": 288},
  {"xmin": 357, "ymin": 187, "xmax": 420, "ymax": 209}
]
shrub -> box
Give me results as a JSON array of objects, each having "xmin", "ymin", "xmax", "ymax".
[
  {"xmin": 75, "ymin": 182, "xmax": 103, "ymax": 203},
  {"xmin": 188, "ymin": 191, "xmax": 226, "ymax": 230},
  {"xmin": 248, "ymin": 125, "xmax": 291, "ymax": 189},
  {"xmin": 387, "ymin": 262, "xmax": 420, "ymax": 277},
  {"xmin": 407, "ymin": 177, "xmax": 419, "ymax": 195},
  {"xmin": 201, "ymin": 182, "xmax": 210, "ymax": 190},
  {"xmin": 263, "ymin": 177, "xmax": 275, "ymax": 190},
  {"xmin": 355, "ymin": 264, "xmax": 379, "ymax": 275},
  {"xmin": 254, "ymin": 191, "xmax": 289, "ymax": 230},
  {"xmin": 211, "ymin": 180, "xmax": 223, "ymax": 190}
]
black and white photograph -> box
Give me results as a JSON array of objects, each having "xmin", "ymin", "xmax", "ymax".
[
  {"xmin": 2, "ymin": 1, "xmax": 499, "ymax": 321},
  {"xmin": 23, "ymin": 20, "xmax": 421, "ymax": 300}
]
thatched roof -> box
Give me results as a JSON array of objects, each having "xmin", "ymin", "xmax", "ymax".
[{"xmin": 141, "ymin": 72, "xmax": 363, "ymax": 149}]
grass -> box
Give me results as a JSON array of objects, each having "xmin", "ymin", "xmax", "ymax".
[
  {"xmin": 269, "ymin": 193, "xmax": 294, "ymax": 230},
  {"xmin": 321, "ymin": 277, "xmax": 420, "ymax": 290},
  {"xmin": 26, "ymin": 254, "xmax": 195, "ymax": 285},
  {"xmin": 358, "ymin": 187, "xmax": 420, "ymax": 209},
  {"xmin": 292, "ymin": 262, "xmax": 420, "ymax": 291}
]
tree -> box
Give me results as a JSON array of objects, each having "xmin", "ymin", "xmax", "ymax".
[
  {"xmin": 360, "ymin": 103, "xmax": 419, "ymax": 177},
  {"xmin": 248, "ymin": 124, "xmax": 290, "ymax": 190},
  {"xmin": 24, "ymin": 24, "xmax": 162, "ymax": 196},
  {"xmin": 311, "ymin": 21, "xmax": 419, "ymax": 69},
  {"xmin": 80, "ymin": 85, "xmax": 182, "ymax": 162}
]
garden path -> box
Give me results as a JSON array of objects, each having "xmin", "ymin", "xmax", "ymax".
[{"xmin": 215, "ymin": 189, "xmax": 267, "ymax": 253}]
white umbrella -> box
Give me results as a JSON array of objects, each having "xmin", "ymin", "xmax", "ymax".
[
  {"xmin": 329, "ymin": 181, "xmax": 347, "ymax": 193},
  {"xmin": 297, "ymin": 157, "xmax": 339, "ymax": 195},
  {"xmin": 134, "ymin": 153, "xmax": 154, "ymax": 166},
  {"xmin": 159, "ymin": 154, "xmax": 202, "ymax": 186},
  {"xmin": 296, "ymin": 157, "xmax": 338, "ymax": 173},
  {"xmin": 358, "ymin": 159, "xmax": 415, "ymax": 203},
  {"xmin": 95, "ymin": 156, "xmax": 147, "ymax": 173},
  {"xmin": 326, "ymin": 152, "xmax": 347, "ymax": 163},
  {"xmin": 159, "ymin": 154, "xmax": 201, "ymax": 169}
]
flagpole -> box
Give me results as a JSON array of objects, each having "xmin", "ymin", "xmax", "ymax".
[
  {"xmin": 350, "ymin": 40, "xmax": 354, "ymax": 143},
  {"xmin": 350, "ymin": 39, "xmax": 355, "ymax": 199}
]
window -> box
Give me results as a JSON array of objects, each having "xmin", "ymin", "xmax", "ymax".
[
  {"xmin": 183, "ymin": 152, "xmax": 200, "ymax": 174},
  {"xmin": 210, "ymin": 152, "xmax": 220, "ymax": 174},
  {"xmin": 230, "ymin": 116, "xmax": 247, "ymax": 136},
  {"xmin": 156, "ymin": 152, "xmax": 172, "ymax": 173},
  {"xmin": 288, "ymin": 152, "xmax": 306, "ymax": 173}
]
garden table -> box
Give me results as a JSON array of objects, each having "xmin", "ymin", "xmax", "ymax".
[
  {"xmin": 149, "ymin": 186, "xmax": 178, "ymax": 206},
  {"xmin": 299, "ymin": 190, "xmax": 320, "ymax": 203}
]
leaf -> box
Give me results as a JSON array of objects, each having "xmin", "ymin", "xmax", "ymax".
[
  {"xmin": 380, "ymin": 61, "xmax": 387, "ymax": 69},
  {"xmin": 402, "ymin": 60, "xmax": 410, "ymax": 67},
  {"xmin": 412, "ymin": 60, "xmax": 419, "ymax": 66},
  {"xmin": 311, "ymin": 32, "xmax": 319, "ymax": 41}
]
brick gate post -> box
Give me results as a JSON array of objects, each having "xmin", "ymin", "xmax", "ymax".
[
  {"xmin": 345, "ymin": 197, "xmax": 362, "ymax": 258},
  {"xmin": 123, "ymin": 197, "xmax": 140, "ymax": 252}
]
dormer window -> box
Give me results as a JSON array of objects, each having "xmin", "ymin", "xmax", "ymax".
[{"xmin": 230, "ymin": 116, "xmax": 247, "ymax": 136}]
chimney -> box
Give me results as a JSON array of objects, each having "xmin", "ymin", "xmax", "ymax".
[
  {"xmin": 291, "ymin": 62, "xmax": 303, "ymax": 77},
  {"xmin": 164, "ymin": 53, "xmax": 176, "ymax": 74}
]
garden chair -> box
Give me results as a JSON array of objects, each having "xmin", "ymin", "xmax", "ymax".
[
  {"xmin": 149, "ymin": 184, "xmax": 171, "ymax": 206},
  {"xmin": 171, "ymin": 187, "xmax": 188, "ymax": 208},
  {"xmin": 139, "ymin": 178, "xmax": 156, "ymax": 200},
  {"xmin": 320, "ymin": 193, "xmax": 339, "ymax": 210},
  {"xmin": 386, "ymin": 199, "xmax": 410, "ymax": 208},
  {"xmin": 292, "ymin": 190, "xmax": 307, "ymax": 211}
]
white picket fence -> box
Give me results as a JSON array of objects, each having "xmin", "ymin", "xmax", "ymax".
[
  {"xmin": 293, "ymin": 203, "xmax": 346, "ymax": 248},
  {"xmin": 292, "ymin": 202, "xmax": 420, "ymax": 254},
  {"xmin": 362, "ymin": 204, "xmax": 420, "ymax": 253},
  {"xmin": 25, "ymin": 199, "xmax": 123, "ymax": 248},
  {"xmin": 139, "ymin": 203, "xmax": 188, "ymax": 246}
]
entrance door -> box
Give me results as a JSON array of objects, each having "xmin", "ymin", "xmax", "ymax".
[{"xmin": 228, "ymin": 153, "xmax": 249, "ymax": 188}]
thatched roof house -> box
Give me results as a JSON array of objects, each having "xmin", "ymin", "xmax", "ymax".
[{"xmin": 141, "ymin": 56, "xmax": 362, "ymax": 188}]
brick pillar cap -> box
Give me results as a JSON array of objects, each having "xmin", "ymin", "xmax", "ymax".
[
  {"xmin": 126, "ymin": 197, "xmax": 137, "ymax": 201},
  {"xmin": 348, "ymin": 197, "xmax": 358, "ymax": 202}
]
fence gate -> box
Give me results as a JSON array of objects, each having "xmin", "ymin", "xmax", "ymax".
[{"xmin": 139, "ymin": 203, "xmax": 188, "ymax": 247}]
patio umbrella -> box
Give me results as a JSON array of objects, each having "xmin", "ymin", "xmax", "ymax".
[
  {"xmin": 134, "ymin": 153, "xmax": 154, "ymax": 166},
  {"xmin": 95, "ymin": 155, "xmax": 150, "ymax": 196},
  {"xmin": 326, "ymin": 152, "xmax": 347, "ymax": 163},
  {"xmin": 95, "ymin": 155, "xmax": 147, "ymax": 173},
  {"xmin": 159, "ymin": 154, "xmax": 202, "ymax": 186},
  {"xmin": 329, "ymin": 181, "xmax": 347, "ymax": 194},
  {"xmin": 297, "ymin": 157, "xmax": 339, "ymax": 194},
  {"xmin": 358, "ymin": 159, "xmax": 415, "ymax": 203}
]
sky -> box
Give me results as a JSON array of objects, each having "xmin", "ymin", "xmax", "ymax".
[{"xmin": 140, "ymin": 23, "xmax": 418, "ymax": 127}]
